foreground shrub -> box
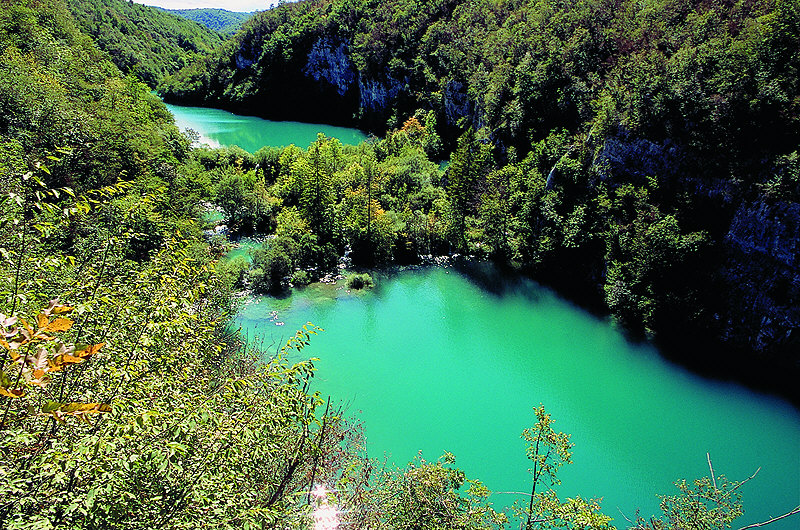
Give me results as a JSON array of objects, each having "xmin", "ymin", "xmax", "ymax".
[{"xmin": 346, "ymin": 273, "xmax": 374, "ymax": 290}]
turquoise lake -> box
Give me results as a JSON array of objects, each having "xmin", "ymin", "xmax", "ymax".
[
  {"xmin": 173, "ymin": 104, "xmax": 800, "ymax": 528},
  {"xmin": 236, "ymin": 265, "xmax": 800, "ymax": 529},
  {"xmin": 165, "ymin": 102, "xmax": 368, "ymax": 152}
]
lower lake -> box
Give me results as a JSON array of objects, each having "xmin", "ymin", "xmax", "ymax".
[{"xmin": 236, "ymin": 264, "xmax": 800, "ymax": 529}]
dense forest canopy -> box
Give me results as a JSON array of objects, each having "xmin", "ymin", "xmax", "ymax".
[
  {"xmin": 67, "ymin": 0, "xmax": 224, "ymax": 87},
  {"xmin": 1, "ymin": 0, "xmax": 799, "ymax": 528},
  {"xmin": 163, "ymin": 8, "xmax": 254, "ymax": 35}
]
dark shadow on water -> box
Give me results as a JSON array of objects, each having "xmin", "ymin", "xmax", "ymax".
[
  {"xmin": 450, "ymin": 259, "xmax": 611, "ymax": 319},
  {"xmin": 654, "ymin": 330, "xmax": 800, "ymax": 408},
  {"xmin": 449, "ymin": 259, "xmax": 800, "ymax": 409},
  {"xmin": 450, "ymin": 259, "xmax": 546, "ymax": 303}
]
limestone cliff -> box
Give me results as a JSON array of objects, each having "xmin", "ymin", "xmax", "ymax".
[{"xmin": 723, "ymin": 200, "xmax": 800, "ymax": 358}]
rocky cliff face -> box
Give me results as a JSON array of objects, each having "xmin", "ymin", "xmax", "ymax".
[
  {"xmin": 593, "ymin": 133, "xmax": 685, "ymax": 185},
  {"xmin": 592, "ymin": 133, "xmax": 798, "ymax": 362},
  {"xmin": 301, "ymin": 36, "xmax": 409, "ymax": 125},
  {"xmin": 303, "ymin": 37, "xmax": 356, "ymax": 97},
  {"xmin": 443, "ymin": 80, "xmax": 471, "ymax": 127},
  {"xmin": 723, "ymin": 200, "xmax": 800, "ymax": 358}
]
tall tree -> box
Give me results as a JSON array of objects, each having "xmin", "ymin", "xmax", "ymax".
[{"xmin": 446, "ymin": 127, "xmax": 492, "ymax": 251}]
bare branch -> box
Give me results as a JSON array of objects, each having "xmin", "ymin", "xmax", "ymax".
[
  {"xmin": 732, "ymin": 467, "xmax": 761, "ymax": 491},
  {"xmin": 494, "ymin": 491, "xmax": 535, "ymax": 497},
  {"xmin": 617, "ymin": 507, "xmax": 635, "ymax": 524},
  {"xmin": 707, "ymin": 452, "xmax": 716, "ymax": 489},
  {"xmin": 737, "ymin": 505, "xmax": 800, "ymax": 530}
]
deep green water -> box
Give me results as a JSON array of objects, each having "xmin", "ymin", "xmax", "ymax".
[
  {"xmin": 236, "ymin": 264, "xmax": 800, "ymax": 528},
  {"xmin": 164, "ymin": 102, "xmax": 368, "ymax": 152}
]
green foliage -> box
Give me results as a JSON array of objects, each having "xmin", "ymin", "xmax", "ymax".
[
  {"xmin": 3, "ymin": 3, "xmax": 797, "ymax": 530},
  {"xmin": 364, "ymin": 452, "xmax": 508, "ymax": 529},
  {"xmin": 517, "ymin": 405, "xmax": 614, "ymax": 530},
  {"xmin": 214, "ymin": 168, "xmax": 276, "ymax": 233},
  {"xmin": 599, "ymin": 183, "xmax": 708, "ymax": 333},
  {"xmin": 0, "ymin": 1, "xmax": 191, "ymax": 195},
  {"xmin": 215, "ymin": 254, "xmax": 249, "ymax": 290},
  {"xmin": 249, "ymin": 239, "xmax": 293, "ymax": 294},
  {"xmin": 627, "ymin": 454, "xmax": 792, "ymax": 530},
  {"xmin": 68, "ymin": 0, "xmax": 223, "ymax": 88},
  {"xmin": 164, "ymin": 8, "xmax": 253, "ymax": 35},
  {"xmin": 446, "ymin": 128, "xmax": 494, "ymax": 251},
  {"xmin": 0, "ymin": 144, "xmax": 343, "ymax": 529},
  {"xmin": 291, "ymin": 269, "xmax": 312, "ymax": 286},
  {"xmin": 346, "ymin": 272, "xmax": 373, "ymax": 290}
]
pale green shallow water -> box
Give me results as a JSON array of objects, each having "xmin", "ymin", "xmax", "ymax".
[
  {"xmin": 237, "ymin": 265, "xmax": 800, "ymax": 529},
  {"xmin": 165, "ymin": 102, "xmax": 368, "ymax": 152}
]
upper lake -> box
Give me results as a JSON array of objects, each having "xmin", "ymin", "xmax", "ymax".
[
  {"xmin": 165, "ymin": 102, "xmax": 368, "ymax": 152},
  {"xmin": 237, "ymin": 264, "xmax": 800, "ymax": 530}
]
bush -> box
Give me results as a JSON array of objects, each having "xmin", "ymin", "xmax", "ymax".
[
  {"xmin": 216, "ymin": 255, "xmax": 249, "ymax": 290},
  {"xmin": 346, "ymin": 272, "xmax": 374, "ymax": 290},
  {"xmin": 291, "ymin": 269, "xmax": 312, "ymax": 286},
  {"xmin": 250, "ymin": 244, "xmax": 292, "ymax": 294}
]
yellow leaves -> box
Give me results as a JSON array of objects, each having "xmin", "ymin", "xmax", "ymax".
[
  {"xmin": 45, "ymin": 342, "xmax": 103, "ymax": 373},
  {"xmin": 77, "ymin": 342, "xmax": 104, "ymax": 358},
  {"xmin": 0, "ymin": 387, "xmax": 24, "ymax": 398},
  {"xmin": 37, "ymin": 315, "xmax": 73, "ymax": 334},
  {"xmin": 61, "ymin": 402, "xmax": 113, "ymax": 414},
  {"xmin": 41, "ymin": 401, "xmax": 112, "ymax": 424},
  {"xmin": 26, "ymin": 368, "xmax": 49, "ymax": 388},
  {"xmin": 2, "ymin": 303, "xmax": 75, "ymax": 355},
  {"xmin": 0, "ymin": 302, "xmax": 106, "ymax": 421},
  {"xmin": 48, "ymin": 354, "xmax": 81, "ymax": 371}
]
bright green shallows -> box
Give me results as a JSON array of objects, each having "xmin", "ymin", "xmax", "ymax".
[
  {"xmin": 236, "ymin": 264, "xmax": 800, "ymax": 529},
  {"xmin": 165, "ymin": 102, "xmax": 368, "ymax": 152}
]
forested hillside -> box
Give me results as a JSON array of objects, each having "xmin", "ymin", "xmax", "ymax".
[
  {"xmin": 164, "ymin": 7, "xmax": 253, "ymax": 35},
  {"xmin": 162, "ymin": 0, "xmax": 800, "ymax": 390},
  {"xmin": 67, "ymin": 0, "xmax": 223, "ymax": 87},
  {"xmin": 0, "ymin": 0, "xmax": 330, "ymax": 526}
]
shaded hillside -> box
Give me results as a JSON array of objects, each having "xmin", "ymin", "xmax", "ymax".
[
  {"xmin": 164, "ymin": 8, "xmax": 253, "ymax": 35},
  {"xmin": 68, "ymin": 0, "xmax": 223, "ymax": 87},
  {"xmin": 160, "ymin": 0, "xmax": 800, "ymax": 380}
]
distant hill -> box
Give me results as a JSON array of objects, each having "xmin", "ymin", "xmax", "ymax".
[
  {"xmin": 68, "ymin": 0, "xmax": 223, "ymax": 88},
  {"xmin": 165, "ymin": 8, "xmax": 254, "ymax": 35}
]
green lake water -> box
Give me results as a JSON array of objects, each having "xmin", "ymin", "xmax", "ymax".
[
  {"xmin": 164, "ymin": 102, "xmax": 368, "ymax": 152},
  {"xmin": 236, "ymin": 264, "xmax": 800, "ymax": 529}
]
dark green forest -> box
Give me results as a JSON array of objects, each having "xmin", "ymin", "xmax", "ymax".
[
  {"xmin": 163, "ymin": 7, "xmax": 254, "ymax": 35},
  {"xmin": 1, "ymin": 0, "xmax": 799, "ymax": 528}
]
